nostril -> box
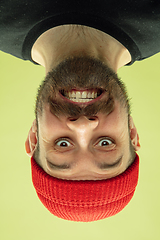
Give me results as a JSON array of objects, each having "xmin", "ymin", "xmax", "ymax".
[
  {"xmin": 68, "ymin": 116, "xmax": 98, "ymax": 122},
  {"xmin": 69, "ymin": 117, "xmax": 97, "ymax": 121},
  {"xmin": 69, "ymin": 118, "xmax": 78, "ymax": 121},
  {"xmin": 88, "ymin": 116, "xmax": 98, "ymax": 121}
]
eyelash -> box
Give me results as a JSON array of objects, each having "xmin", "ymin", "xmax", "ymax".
[
  {"xmin": 55, "ymin": 137, "xmax": 115, "ymax": 147},
  {"xmin": 55, "ymin": 138, "xmax": 72, "ymax": 147},
  {"xmin": 97, "ymin": 138, "xmax": 114, "ymax": 147}
]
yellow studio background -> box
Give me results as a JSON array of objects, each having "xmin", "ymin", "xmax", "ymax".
[{"xmin": 0, "ymin": 50, "xmax": 160, "ymax": 240}]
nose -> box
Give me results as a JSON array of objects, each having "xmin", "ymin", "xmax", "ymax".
[{"xmin": 66, "ymin": 116, "xmax": 99, "ymax": 131}]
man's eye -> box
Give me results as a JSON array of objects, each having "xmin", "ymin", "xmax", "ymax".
[
  {"xmin": 97, "ymin": 138, "xmax": 113, "ymax": 147},
  {"xmin": 56, "ymin": 140, "xmax": 71, "ymax": 147}
]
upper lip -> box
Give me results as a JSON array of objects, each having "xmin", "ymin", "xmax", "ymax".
[{"xmin": 58, "ymin": 88, "xmax": 106, "ymax": 105}]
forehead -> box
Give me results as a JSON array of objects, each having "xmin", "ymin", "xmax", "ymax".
[{"xmin": 35, "ymin": 115, "xmax": 132, "ymax": 177}]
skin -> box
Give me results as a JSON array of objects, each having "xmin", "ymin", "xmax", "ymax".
[
  {"xmin": 31, "ymin": 25, "xmax": 131, "ymax": 73},
  {"xmin": 25, "ymin": 25, "xmax": 140, "ymax": 180},
  {"xmin": 25, "ymin": 101, "xmax": 140, "ymax": 180}
]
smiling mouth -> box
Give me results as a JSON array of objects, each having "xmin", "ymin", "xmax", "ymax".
[{"xmin": 59, "ymin": 88, "xmax": 104, "ymax": 103}]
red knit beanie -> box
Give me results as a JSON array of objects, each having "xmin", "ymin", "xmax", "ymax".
[{"xmin": 31, "ymin": 154, "xmax": 139, "ymax": 222}]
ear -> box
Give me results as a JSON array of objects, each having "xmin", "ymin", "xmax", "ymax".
[
  {"xmin": 25, "ymin": 119, "xmax": 38, "ymax": 157},
  {"xmin": 129, "ymin": 116, "xmax": 141, "ymax": 151}
]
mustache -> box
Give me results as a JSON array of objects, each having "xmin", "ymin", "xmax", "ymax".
[
  {"xmin": 49, "ymin": 94, "xmax": 115, "ymax": 118},
  {"xmin": 35, "ymin": 56, "xmax": 130, "ymax": 119}
]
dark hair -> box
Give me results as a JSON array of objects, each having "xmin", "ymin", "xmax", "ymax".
[
  {"xmin": 35, "ymin": 56, "xmax": 131, "ymax": 120},
  {"xmin": 33, "ymin": 55, "xmax": 135, "ymax": 172}
]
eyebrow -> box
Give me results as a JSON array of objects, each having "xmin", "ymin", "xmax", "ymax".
[
  {"xmin": 47, "ymin": 159, "xmax": 70, "ymax": 170},
  {"xmin": 97, "ymin": 156, "xmax": 123, "ymax": 169},
  {"xmin": 46, "ymin": 155, "xmax": 123, "ymax": 171}
]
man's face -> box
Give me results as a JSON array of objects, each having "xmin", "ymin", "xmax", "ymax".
[{"xmin": 28, "ymin": 56, "xmax": 139, "ymax": 180}]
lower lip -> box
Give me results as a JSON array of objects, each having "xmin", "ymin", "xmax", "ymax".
[{"xmin": 58, "ymin": 91, "xmax": 106, "ymax": 105}]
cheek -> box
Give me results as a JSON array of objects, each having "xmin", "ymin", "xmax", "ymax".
[
  {"xmin": 39, "ymin": 107, "xmax": 63, "ymax": 135},
  {"xmin": 40, "ymin": 120, "xmax": 62, "ymax": 139},
  {"xmin": 102, "ymin": 116, "xmax": 127, "ymax": 136}
]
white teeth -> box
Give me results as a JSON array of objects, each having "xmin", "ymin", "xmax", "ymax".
[
  {"xmin": 69, "ymin": 98, "xmax": 93, "ymax": 102},
  {"xmin": 64, "ymin": 90, "xmax": 99, "ymax": 102},
  {"xmin": 91, "ymin": 92, "xmax": 94, "ymax": 98},
  {"xmin": 81, "ymin": 91, "xmax": 87, "ymax": 98},
  {"xmin": 70, "ymin": 91, "xmax": 76, "ymax": 98},
  {"xmin": 76, "ymin": 91, "xmax": 81, "ymax": 99},
  {"xmin": 88, "ymin": 92, "xmax": 92, "ymax": 98}
]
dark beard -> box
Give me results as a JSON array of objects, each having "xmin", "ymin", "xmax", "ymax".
[{"xmin": 35, "ymin": 55, "xmax": 130, "ymax": 119}]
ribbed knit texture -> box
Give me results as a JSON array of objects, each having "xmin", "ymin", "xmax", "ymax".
[{"xmin": 31, "ymin": 154, "xmax": 139, "ymax": 222}]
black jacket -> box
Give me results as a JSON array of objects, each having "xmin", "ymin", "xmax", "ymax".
[{"xmin": 0, "ymin": 0, "xmax": 160, "ymax": 64}]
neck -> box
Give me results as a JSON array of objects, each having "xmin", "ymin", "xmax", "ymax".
[{"xmin": 31, "ymin": 25, "xmax": 131, "ymax": 74}]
